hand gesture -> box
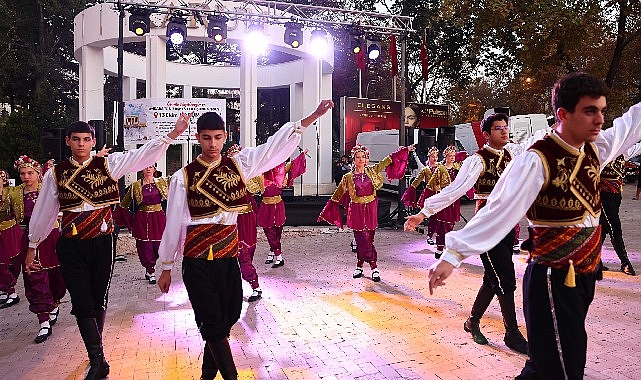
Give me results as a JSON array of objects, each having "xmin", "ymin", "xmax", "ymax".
[
  {"xmin": 404, "ymin": 213, "xmax": 426, "ymax": 231},
  {"xmin": 427, "ymin": 260, "xmax": 455, "ymax": 295},
  {"xmin": 314, "ymin": 100, "xmax": 334, "ymax": 118},
  {"xmin": 96, "ymin": 145, "xmax": 112, "ymax": 158},
  {"xmin": 407, "ymin": 144, "xmax": 416, "ymax": 152},
  {"xmin": 169, "ymin": 112, "xmax": 193, "ymax": 139},
  {"xmin": 303, "ymin": 148, "xmax": 309, "ymax": 155}
]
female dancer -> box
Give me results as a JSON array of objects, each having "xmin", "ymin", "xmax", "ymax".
[
  {"xmin": 118, "ymin": 165, "xmax": 168, "ymax": 284},
  {"xmin": 258, "ymin": 149, "xmax": 308, "ymax": 268},
  {"xmin": 319, "ymin": 144, "xmax": 412, "ymax": 282}
]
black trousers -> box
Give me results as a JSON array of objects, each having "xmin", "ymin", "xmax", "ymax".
[
  {"xmin": 480, "ymin": 228, "xmax": 517, "ymax": 296},
  {"xmin": 56, "ymin": 234, "xmax": 114, "ymax": 317},
  {"xmin": 182, "ymin": 257, "xmax": 242, "ymax": 341},
  {"xmin": 517, "ymin": 263, "xmax": 596, "ymax": 380},
  {"xmin": 600, "ymin": 191, "xmax": 623, "ymax": 238}
]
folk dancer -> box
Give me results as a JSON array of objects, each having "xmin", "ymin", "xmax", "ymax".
[
  {"xmin": 319, "ymin": 143, "xmax": 413, "ymax": 282},
  {"xmin": 157, "ymin": 101, "xmax": 334, "ymax": 380},
  {"xmin": 25, "ymin": 116, "xmax": 189, "ymax": 379},
  {"xmin": 421, "ymin": 73, "xmax": 641, "ymax": 380},
  {"xmin": 405, "ymin": 114, "xmax": 547, "ymax": 353},
  {"xmin": 258, "ymin": 149, "xmax": 309, "ymax": 268},
  {"xmin": 117, "ymin": 165, "xmax": 169, "ymax": 284},
  {"xmin": 226, "ymin": 144, "xmax": 263, "ymax": 302},
  {"xmin": 598, "ymin": 143, "xmax": 641, "ymax": 275}
]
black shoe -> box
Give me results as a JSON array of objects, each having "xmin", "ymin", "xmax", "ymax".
[
  {"xmin": 265, "ymin": 254, "xmax": 274, "ymax": 264},
  {"xmin": 426, "ymin": 237, "xmax": 435, "ymax": 245},
  {"xmin": 248, "ymin": 290, "xmax": 262, "ymax": 302},
  {"xmin": 352, "ymin": 268, "xmax": 363, "ymax": 278},
  {"xmin": 622, "ymin": 263, "xmax": 636, "ymax": 276},
  {"xmin": 464, "ymin": 317, "xmax": 488, "ymax": 345},
  {"xmin": 49, "ymin": 307, "xmax": 59, "ymax": 326},
  {"xmin": 0, "ymin": 295, "xmax": 20, "ymax": 309},
  {"xmin": 350, "ymin": 241, "xmax": 357, "ymax": 252},
  {"xmin": 34, "ymin": 325, "xmax": 52, "ymax": 344},
  {"xmin": 145, "ymin": 272, "xmax": 156, "ymax": 284},
  {"xmin": 114, "ymin": 254, "xmax": 127, "ymax": 262},
  {"xmin": 435, "ymin": 251, "xmax": 442, "ymax": 259},
  {"xmin": 371, "ymin": 269, "xmax": 381, "ymax": 282},
  {"xmin": 504, "ymin": 330, "xmax": 528, "ymax": 354},
  {"xmin": 271, "ymin": 258, "xmax": 284, "ymax": 268},
  {"xmin": 601, "ymin": 264, "xmax": 610, "ymax": 271}
]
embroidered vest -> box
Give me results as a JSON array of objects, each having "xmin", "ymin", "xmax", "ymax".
[
  {"xmin": 53, "ymin": 157, "xmax": 120, "ymax": 211},
  {"xmin": 183, "ymin": 156, "xmax": 250, "ymax": 219},
  {"xmin": 130, "ymin": 178, "xmax": 169, "ymax": 206},
  {"xmin": 599, "ymin": 155, "xmax": 625, "ymax": 193},
  {"xmin": 474, "ymin": 148, "xmax": 512, "ymax": 198},
  {"xmin": 526, "ymin": 134, "xmax": 601, "ymax": 225}
]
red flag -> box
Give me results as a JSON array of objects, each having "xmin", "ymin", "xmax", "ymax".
[
  {"xmin": 420, "ymin": 34, "xmax": 428, "ymax": 79},
  {"xmin": 389, "ymin": 35, "xmax": 398, "ymax": 77},
  {"xmin": 355, "ymin": 40, "xmax": 366, "ymax": 70}
]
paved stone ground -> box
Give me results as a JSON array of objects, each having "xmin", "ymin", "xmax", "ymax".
[{"xmin": 1, "ymin": 184, "xmax": 641, "ymax": 379}]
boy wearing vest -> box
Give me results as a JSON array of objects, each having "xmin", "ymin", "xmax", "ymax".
[
  {"xmin": 25, "ymin": 115, "xmax": 190, "ymax": 379},
  {"xmin": 421, "ymin": 72, "xmax": 641, "ymax": 379},
  {"xmin": 157, "ymin": 100, "xmax": 333, "ymax": 380}
]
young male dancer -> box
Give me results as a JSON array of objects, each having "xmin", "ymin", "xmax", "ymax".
[
  {"xmin": 420, "ymin": 72, "xmax": 641, "ymax": 379},
  {"xmin": 157, "ymin": 100, "xmax": 333, "ymax": 380},
  {"xmin": 26, "ymin": 115, "xmax": 190, "ymax": 379},
  {"xmin": 405, "ymin": 113, "xmax": 545, "ymax": 354}
]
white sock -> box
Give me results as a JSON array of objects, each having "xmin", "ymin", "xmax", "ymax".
[
  {"xmin": 274, "ymin": 255, "xmax": 283, "ymax": 261},
  {"xmin": 39, "ymin": 321, "xmax": 51, "ymax": 332}
]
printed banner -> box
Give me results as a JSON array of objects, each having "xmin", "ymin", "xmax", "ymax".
[{"xmin": 124, "ymin": 98, "xmax": 226, "ymax": 145}]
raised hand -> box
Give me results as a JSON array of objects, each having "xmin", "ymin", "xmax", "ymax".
[{"xmin": 168, "ymin": 112, "xmax": 194, "ymax": 139}]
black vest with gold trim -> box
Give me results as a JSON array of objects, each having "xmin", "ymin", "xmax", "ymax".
[
  {"xmin": 526, "ymin": 134, "xmax": 601, "ymax": 225},
  {"xmin": 474, "ymin": 147, "xmax": 512, "ymax": 198},
  {"xmin": 599, "ymin": 155, "xmax": 625, "ymax": 193},
  {"xmin": 183, "ymin": 156, "xmax": 250, "ymax": 219},
  {"xmin": 53, "ymin": 157, "xmax": 120, "ymax": 211}
]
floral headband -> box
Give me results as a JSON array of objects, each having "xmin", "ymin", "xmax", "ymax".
[
  {"xmin": 14, "ymin": 155, "xmax": 41, "ymax": 174},
  {"xmin": 427, "ymin": 146, "xmax": 439, "ymax": 156},
  {"xmin": 442, "ymin": 145, "xmax": 457, "ymax": 156},
  {"xmin": 226, "ymin": 144, "xmax": 242, "ymax": 157},
  {"xmin": 350, "ymin": 143, "xmax": 370, "ymax": 159}
]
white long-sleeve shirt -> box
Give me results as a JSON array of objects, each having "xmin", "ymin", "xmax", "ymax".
[
  {"xmin": 28, "ymin": 136, "xmax": 174, "ymax": 249},
  {"xmin": 419, "ymin": 128, "xmax": 549, "ymax": 217},
  {"xmin": 441, "ymin": 102, "xmax": 641, "ymax": 268},
  {"xmin": 158, "ymin": 120, "xmax": 306, "ymax": 271}
]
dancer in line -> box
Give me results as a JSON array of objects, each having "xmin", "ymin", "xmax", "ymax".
[
  {"xmin": 598, "ymin": 143, "xmax": 641, "ymax": 275},
  {"xmin": 26, "ymin": 115, "xmax": 190, "ymax": 379},
  {"xmin": 319, "ymin": 143, "xmax": 413, "ymax": 282},
  {"xmin": 118, "ymin": 165, "xmax": 168, "ymax": 284},
  {"xmin": 258, "ymin": 149, "xmax": 308, "ymax": 268},
  {"xmin": 227, "ymin": 144, "xmax": 263, "ymax": 302},
  {"xmin": 420, "ymin": 73, "xmax": 641, "ymax": 380},
  {"xmin": 157, "ymin": 100, "xmax": 333, "ymax": 380},
  {"xmin": 402, "ymin": 146, "xmax": 439, "ymax": 244},
  {"xmin": 406, "ymin": 114, "xmax": 546, "ymax": 354}
]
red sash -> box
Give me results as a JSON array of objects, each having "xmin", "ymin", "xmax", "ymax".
[
  {"xmin": 61, "ymin": 208, "xmax": 114, "ymax": 239},
  {"xmin": 183, "ymin": 224, "xmax": 238, "ymax": 260},
  {"xmin": 524, "ymin": 226, "xmax": 602, "ymax": 274}
]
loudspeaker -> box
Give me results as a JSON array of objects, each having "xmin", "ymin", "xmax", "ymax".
[
  {"xmin": 437, "ymin": 126, "xmax": 456, "ymax": 153},
  {"xmin": 418, "ymin": 128, "xmax": 437, "ymax": 155},
  {"xmin": 494, "ymin": 107, "xmax": 510, "ymax": 116},
  {"xmin": 41, "ymin": 128, "xmax": 69, "ymax": 162},
  {"xmin": 89, "ymin": 120, "xmax": 106, "ymax": 149}
]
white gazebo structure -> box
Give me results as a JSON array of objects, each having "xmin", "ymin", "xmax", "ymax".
[{"xmin": 74, "ymin": 1, "xmax": 335, "ymax": 195}]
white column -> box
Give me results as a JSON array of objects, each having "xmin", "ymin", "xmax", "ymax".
[
  {"xmin": 123, "ymin": 76, "xmax": 137, "ymax": 101},
  {"xmin": 300, "ymin": 57, "xmax": 323, "ymax": 196},
  {"xmin": 239, "ymin": 48, "xmax": 258, "ymax": 148},
  {"xmin": 146, "ymin": 35, "xmax": 168, "ymax": 173},
  {"xmin": 183, "ymin": 85, "xmax": 193, "ymax": 98},
  {"xmin": 79, "ymin": 46, "xmax": 104, "ymax": 121}
]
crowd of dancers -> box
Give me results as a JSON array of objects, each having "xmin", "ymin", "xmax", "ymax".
[{"xmin": 1, "ymin": 72, "xmax": 641, "ymax": 380}]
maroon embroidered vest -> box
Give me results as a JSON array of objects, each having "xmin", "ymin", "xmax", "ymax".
[
  {"xmin": 53, "ymin": 157, "xmax": 120, "ymax": 211},
  {"xmin": 526, "ymin": 134, "xmax": 601, "ymax": 225},
  {"xmin": 598, "ymin": 155, "xmax": 625, "ymax": 193},
  {"xmin": 183, "ymin": 156, "xmax": 250, "ymax": 219},
  {"xmin": 474, "ymin": 147, "xmax": 512, "ymax": 198}
]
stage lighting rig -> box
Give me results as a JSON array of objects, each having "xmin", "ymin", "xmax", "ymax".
[
  {"xmin": 128, "ymin": 7, "xmax": 152, "ymax": 36},
  {"xmin": 166, "ymin": 14, "xmax": 187, "ymax": 45},
  {"xmin": 284, "ymin": 22, "xmax": 303, "ymax": 48},
  {"xmin": 207, "ymin": 14, "xmax": 228, "ymax": 43},
  {"xmin": 366, "ymin": 34, "xmax": 381, "ymax": 60},
  {"xmin": 310, "ymin": 29, "xmax": 328, "ymax": 56}
]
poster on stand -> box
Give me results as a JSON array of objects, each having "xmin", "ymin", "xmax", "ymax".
[{"xmin": 123, "ymin": 98, "xmax": 226, "ymax": 145}]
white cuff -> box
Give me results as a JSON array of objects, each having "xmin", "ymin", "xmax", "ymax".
[{"xmin": 440, "ymin": 249, "xmax": 465, "ymax": 268}]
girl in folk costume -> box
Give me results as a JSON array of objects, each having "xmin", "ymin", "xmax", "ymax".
[
  {"xmin": 1, "ymin": 156, "xmax": 66, "ymax": 344},
  {"xmin": 401, "ymin": 146, "xmax": 440, "ymax": 244},
  {"xmin": 257, "ymin": 149, "xmax": 308, "ymax": 268},
  {"xmin": 426, "ymin": 145, "xmax": 461, "ymax": 258},
  {"xmin": 227, "ymin": 144, "xmax": 263, "ymax": 302},
  {"xmin": 0, "ymin": 170, "xmax": 23, "ymax": 307},
  {"xmin": 117, "ymin": 165, "xmax": 168, "ymax": 284},
  {"xmin": 319, "ymin": 144, "xmax": 412, "ymax": 282}
]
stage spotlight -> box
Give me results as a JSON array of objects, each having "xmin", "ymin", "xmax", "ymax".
[
  {"xmin": 350, "ymin": 36, "xmax": 362, "ymax": 54},
  {"xmin": 366, "ymin": 35, "xmax": 381, "ymax": 60},
  {"xmin": 166, "ymin": 15, "xmax": 187, "ymax": 45},
  {"xmin": 310, "ymin": 29, "xmax": 328, "ymax": 56},
  {"xmin": 245, "ymin": 23, "xmax": 267, "ymax": 54},
  {"xmin": 207, "ymin": 14, "xmax": 228, "ymax": 43},
  {"xmin": 284, "ymin": 22, "xmax": 303, "ymax": 48},
  {"xmin": 129, "ymin": 8, "xmax": 151, "ymax": 36}
]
